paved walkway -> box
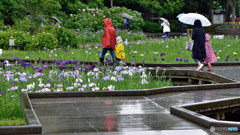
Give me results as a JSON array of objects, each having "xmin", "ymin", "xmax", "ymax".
[{"xmin": 30, "ymin": 65, "xmax": 240, "ymax": 135}]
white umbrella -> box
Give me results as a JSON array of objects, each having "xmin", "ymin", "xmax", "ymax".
[
  {"xmin": 120, "ymin": 13, "xmax": 133, "ymax": 20},
  {"xmin": 179, "ymin": 13, "xmax": 211, "ymax": 27},
  {"xmin": 176, "ymin": 13, "xmax": 185, "ymax": 18},
  {"xmin": 160, "ymin": 17, "xmax": 170, "ymax": 27},
  {"xmin": 50, "ymin": 16, "xmax": 61, "ymax": 24}
]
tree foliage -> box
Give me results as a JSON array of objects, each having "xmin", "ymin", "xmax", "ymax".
[
  {"xmin": 24, "ymin": 0, "xmax": 61, "ymax": 33},
  {"xmin": 0, "ymin": 0, "xmax": 27, "ymax": 25}
]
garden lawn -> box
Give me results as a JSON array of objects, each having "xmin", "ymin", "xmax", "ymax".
[{"xmin": 0, "ymin": 36, "xmax": 239, "ymax": 63}]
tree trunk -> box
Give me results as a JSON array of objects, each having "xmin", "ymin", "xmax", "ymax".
[
  {"xmin": 110, "ymin": 0, "xmax": 113, "ymax": 8},
  {"xmin": 228, "ymin": 0, "xmax": 236, "ymax": 22}
]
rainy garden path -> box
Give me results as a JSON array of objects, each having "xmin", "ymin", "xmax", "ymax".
[{"xmin": 30, "ymin": 65, "xmax": 240, "ymax": 135}]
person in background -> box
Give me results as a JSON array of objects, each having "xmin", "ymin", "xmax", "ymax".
[
  {"xmin": 160, "ymin": 20, "xmax": 170, "ymax": 39},
  {"xmin": 181, "ymin": 22, "xmax": 187, "ymax": 35},
  {"xmin": 124, "ymin": 17, "xmax": 131, "ymax": 31},
  {"xmin": 191, "ymin": 19, "xmax": 206, "ymax": 71},
  {"xmin": 115, "ymin": 36, "xmax": 125, "ymax": 65},
  {"xmin": 100, "ymin": 18, "xmax": 117, "ymax": 65},
  {"xmin": 202, "ymin": 33, "xmax": 217, "ymax": 72}
]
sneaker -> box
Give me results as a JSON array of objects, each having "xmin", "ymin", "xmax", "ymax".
[{"xmin": 196, "ymin": 64, "xmax": 204, "ymax": 71}]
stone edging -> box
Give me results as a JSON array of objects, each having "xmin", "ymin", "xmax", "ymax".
[
  {"xmin": 0, "ymin": 93, "xmax": 42, "ymax": 134},
  {"xmin": 170, "ymin": 97, "xmax": 240, "ymax": 128}
]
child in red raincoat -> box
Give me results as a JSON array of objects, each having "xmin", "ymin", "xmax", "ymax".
[{"xmin": 100, "ymin": 18, "xmax": 117, "ymax": 64}]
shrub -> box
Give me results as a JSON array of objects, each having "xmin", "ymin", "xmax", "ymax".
[
  {"xmin": 55, "ymin": 27, "xmax": 79, "ymax": 48},
  {"xmin": 0, "ymin": 30, "xmax": 33, "ymax": 50},
  {"xmin": 142, "ymin": 21, "xmax": 161, "ymax": 33},
  {"xmin": 31, "ymin": 32, "xmax": 58, "ymax": 50}
]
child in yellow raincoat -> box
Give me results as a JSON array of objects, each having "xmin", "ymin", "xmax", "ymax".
[{"xmin": 115, "ymin": 36, "xmax": 125, "ymax": 64}]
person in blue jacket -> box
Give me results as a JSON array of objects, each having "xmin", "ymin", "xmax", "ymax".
[{"xmin": 191, "ymin": 20, "xmax": 206, "ymax": 71}]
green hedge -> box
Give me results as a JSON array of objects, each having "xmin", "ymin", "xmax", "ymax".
[{"xmin": 142, "ymin": 21, "xmax": 161, "ymax": 33}]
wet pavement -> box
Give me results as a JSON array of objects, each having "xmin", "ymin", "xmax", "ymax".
[{"xmin": 30, "ymin": 65, "xmax": 240, "ymax": 135}]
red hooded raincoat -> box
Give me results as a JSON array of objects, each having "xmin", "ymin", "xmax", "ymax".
[{"xmin": 102, "ymin": 18, "xmax": 116, "ymax": 49}]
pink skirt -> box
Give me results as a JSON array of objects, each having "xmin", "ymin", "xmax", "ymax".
[{"xmin": 203, "ymin": 42, "xmax": 217, "ymax": 63}]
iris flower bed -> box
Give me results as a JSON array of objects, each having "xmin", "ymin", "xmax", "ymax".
[{"xmin": 0, "ymin": 63, "xmax": 172, "ymax": 125}]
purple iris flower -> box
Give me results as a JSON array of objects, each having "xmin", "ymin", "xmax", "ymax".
[
  {"xmin": 53, "ymin": 71, "xmax": 58, "ymax": 75},
  {"xmin": 18, "ymin": 60, "xmax": 22, "ymax": 64},
  {"xmin": 105, "ymin": 58, "xmax": 112, "ymax": 62},
  {"xmin": 120, "ymin": 61, "xmax": 126, "ymax": 65},
  {"xmin": 56, "ymin": 61, "xmax": 61, "ymax": 65},
  {"xmin": 24, "ymin": 62, "xmax": 31, "ymax": 67},
  {"xmin": 64, "ymin": 60, "xmax": 69, "ymax": 65},
  {"xmin": 50, "ymin": 58, "xmax": 56, "ymax": 62},
  {"xmin": 37, "ymin": 68, "xmax": 43, "ymax": 73},
  {"xmin": 11, "ymin": 55, "xmax": 13, "ymax": 57},
  {"xmin": 71, "ymin": 60, "xmax": 76, "ymax": 64},
  {"xmin": 61, "ymin": 67, "xmax": 66, "ymax": 71},
  {"xmin": 162, "ymin": 58, "xmax": 165, "ymax": 61},
  {"xmin": 32, "ymin": 65, "xmax": 38, "ymax": 70},
  {"xmin": 19, "ymin": 76, "xmax": 28, "ymax": 82},
  {"xmin": 101, "ymin": 66, "xmax": 105, "ymax": 70},
  {"xmin": 131, "ymin": 61, "xmax": 136, "ymax": 66},
  {"xmin": 101, "ymin": 75, "xmax": 110, "ymax": 81},
  {"xmin": 235, "ymin": 58, "xmax": 238, "ymax": 61},
  {"xmin": 61, "ymin": 61, "xmax": 65, "ymax": 65},
  {"xmin": 226, "ymin": 56, "xmax": 230, "ymax": 61},
  {"xmin": 176, "ymin": 57, "xmax": 181, "ymax": 61},
  {"xmin": 14, "ymin": 57, "xmax": 19, "ymax": 60},
  {"xmin": 184, "ymin": 60, "xmax": 189, "ymax": 63},
  {"xmin": 98, "ymin": 50, "xmax": 101, "ymax": 53},
  {"xmin": 6, "ymin": 74, "xmax": 14, "ymax": 79},
  {"xmin": 85, "ymin": 65, "xmax": 95, "ymax": 71},
  {"xmin": 160, "ymin": 53, "xmax": 165, "ymax": 56},
  {"xmin": 43, "ymin": 65, "xmax": 49, "ymax": 69},
  {"xmin": 65, "ymin": 49, "xmax": 67, "ymax": 52},
  {"xmin": 115, "ymin": 66, "xmax": 122, "ymax": 72},
  {"xmin": 76, "ymin": 62, "xmax": 81, "ymax": 66},
  {"xmin": 73, "ymin": 67, "xmax": 78, "ymax": 70},
  {"xmin": 154, "ymin": 58, "xmax": 156, "ymax": 61},
  {"xmin": 0, "ymin": 91, "xmax": 4, "ymax": 95}
]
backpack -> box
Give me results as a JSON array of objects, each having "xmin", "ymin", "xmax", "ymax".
[{"xmin": 115, "ymin": 43, "xmax": 125, "ymax": 59}]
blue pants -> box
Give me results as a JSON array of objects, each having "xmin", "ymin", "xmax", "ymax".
[
  {"xmin": 164, "ymin": 32, "xmax": 170, "ymax": 38},
  {"xmin": 192, "ymin": 57, "xmax": 203, "ymax": 63},
  {"xmin": 100, "ymin": 48, "xmax": 116, "ymax": 62}
]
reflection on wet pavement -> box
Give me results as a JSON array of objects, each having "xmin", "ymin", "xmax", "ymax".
[
  {"xmin": 30, "ymin": 65, "xmax": 240, "ymax": 135},
  {"xmin": 31, "ymin": 88, "xmax": 240, "ymax": 135}
]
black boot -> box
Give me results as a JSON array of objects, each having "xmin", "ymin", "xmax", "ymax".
[{"xmin": 100, "ymin": 58, "xmax": 104, "ymax": 65}]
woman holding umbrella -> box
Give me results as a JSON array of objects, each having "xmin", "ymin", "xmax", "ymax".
[
  {"xmin": 160, "ymin": 18, "xmax": 170, "ymax": 39},
  {"xmin": 192, "ymin": 20, "xmax": 206, "ymax": 71}
]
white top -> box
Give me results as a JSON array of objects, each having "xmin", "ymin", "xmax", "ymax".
[{"xmin": 161, "ymin": 22, "xmax": 170, "ymax": 33}]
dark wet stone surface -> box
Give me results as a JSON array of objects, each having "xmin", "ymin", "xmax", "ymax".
[
  {"xmin": 31, "ymin": 88, "xmax": 240, "ymax": 135},
  {"xmin": 170, "ymin": 66, "xmax": 240, "ymax": 81},
  {"xmin": 30, "ymin": 65, "xmax": 240, "ymax": 135}
]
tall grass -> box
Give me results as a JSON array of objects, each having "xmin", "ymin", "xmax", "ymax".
[{"xmin": 0, "ymin": 36, "xmax": 239, "ymax": 63}]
